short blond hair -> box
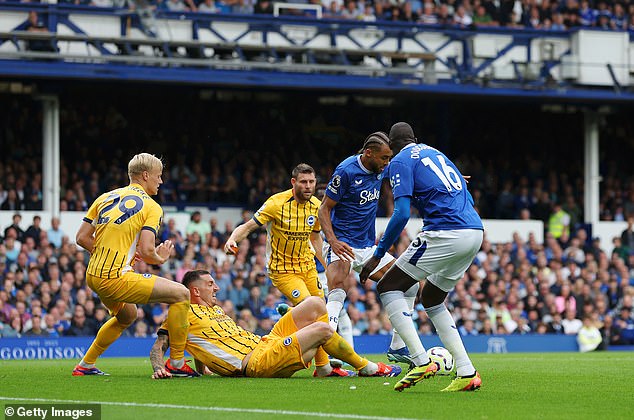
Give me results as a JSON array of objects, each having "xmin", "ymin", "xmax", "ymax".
[{"xmin": 128, "ymin": 153, "xmax": 163, "ymax": 181}]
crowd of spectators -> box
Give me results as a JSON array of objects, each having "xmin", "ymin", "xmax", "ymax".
[
  {"xmin": 2, "ymin": 95, "xmax": 634, "ymax": 225},
  {"xmin": 6, "ymin": 0, "xmax": 634, "ymax": 32},
  {"xmin": 1, "ymin": 93, "xmax": 634, "ymax": 349},
  {"xmin": 1, "ymin": 208, "xmax": 633, "ymax": 348}
]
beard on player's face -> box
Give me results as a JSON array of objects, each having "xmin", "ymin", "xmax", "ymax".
[{"xmin": 294, "ymin": 184, "xmax": 313, "ymax": 200}]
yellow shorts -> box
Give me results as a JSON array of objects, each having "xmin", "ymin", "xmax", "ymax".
[
  {"xmin": 86, "ymin": 272, "xmax": 156, "ymax": 316},
  {"xmin": 245, "ymin": 311, "xmax": 309, "ymax": 378},
  {"xmin": 269, "ymin": 268, "xmax": 323, "ymax": 305}
]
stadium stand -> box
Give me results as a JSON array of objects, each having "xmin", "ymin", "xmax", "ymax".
[
  {"xmin": 1, "ymin": 94, "xmax": 633, "ymax": 221},
  {"xmin": 1, "ymin": 93, "xmax": 633, "ymax": 348},
  {"xmin": 7, "ymin": 0, "xmax": 634, "ymax": 31}
]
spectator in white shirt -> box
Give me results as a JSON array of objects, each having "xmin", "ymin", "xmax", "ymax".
[{"xmin": 562, "ymin": 308, "xmax": 583, "ymax": 335}]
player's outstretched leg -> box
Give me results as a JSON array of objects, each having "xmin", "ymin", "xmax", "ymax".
[{"xmin": 293, "ymin": 297, "xmax": 400, "ymax": 378}]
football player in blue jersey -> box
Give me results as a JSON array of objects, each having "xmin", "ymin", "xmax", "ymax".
[
  {"xmin": 360, "ymin": 122, "xmax": 483, "ymax": 392},
  {"xmin": 318, "ymin": 132, "xmax": 417, "ymax": 362}
]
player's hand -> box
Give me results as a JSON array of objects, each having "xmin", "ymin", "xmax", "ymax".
[
  {"xmin": 133, "ymin": 251, "xmax": 143, "ymax": 265},
  {"xmin": 224, "ymin": 240, "xmax": 239, "ymax": 255},
  {"xmin": 156, "ymin": 240, "xmax": 174, "ymax": 263},
  {"xmin": 330, "ymin": 239, "xmax": 355, "ymax": 262},
  {"xmin": 359, "ymin": 256, "xmax": 381, "ymax": 284},
  {"xmin": 152, "ymin": 368, "xmax": 172, "ymax": 379},
  {"xmin": 463, "ymin": 175, "xmax": 471, "ymax": 183}
]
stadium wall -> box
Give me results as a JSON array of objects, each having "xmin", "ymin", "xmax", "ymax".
[{"xmin": 0, "ymin": 334, "xmax": 583, "ymax": 360}]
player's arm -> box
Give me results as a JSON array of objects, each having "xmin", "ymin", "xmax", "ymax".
[
  {"xmin": 75, "ymin": 221, "xmax": 95, "ymax": 254},
  {"xmin": 150, "ymin": 333, "xmax": 172, "ymax": 379},
  {"xmin": 318, "ymin": 196, "xmax": 354, "ymax": 262},
  {"xmin": 139, "ymin": 204, "xmax": 173, "ymax": 265},
  {"xmin": 310, "ymin": 231, "xmax": 327, "ymax": 268},
  {"xmin": 374, "ymin": 196, "xmax": 411, "ymax": 258},
  {"xmin": 138, "ymin": 230, "xmax": 173, "ymax": 265},
  {"xmin": 77, "ymin": 198, "xmax": 100, "ymax": 253},
  {"xmin": 224, "ymin": 219, "xmax": 259, "ymax": 255},
  {"xmin": 359, "ymin": 196, "xmax": 411, "ymax": 282}
]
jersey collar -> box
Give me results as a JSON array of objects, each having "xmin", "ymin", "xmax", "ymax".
[
  {"xmin": 356, "ymin": 155, "xmax": 372, "ymax": 174},
  {"xmin": 129, "ymin": 182, "xmax": 147, "ymax": 192}
]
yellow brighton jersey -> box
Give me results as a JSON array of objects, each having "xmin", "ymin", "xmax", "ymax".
[
  {"xmin": 159, "ymin": 304, "xmax": 261, "ymax": 376},
  {"xmin": 83, "ymin": 183, "xmax": 163, "ymax": 279},
  {"xmin": 253, "ymin": 189, "xmax": 321, "ymax": 274}
]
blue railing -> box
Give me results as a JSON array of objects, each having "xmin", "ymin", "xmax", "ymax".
[{"xmin": 1, "ymin": 3, "xmax": 632, "ymax": 101}]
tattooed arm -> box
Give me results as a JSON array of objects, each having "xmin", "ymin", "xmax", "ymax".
[{"xmin": 150, "ymin": 333, "xmax": 172, "ymax": 379}]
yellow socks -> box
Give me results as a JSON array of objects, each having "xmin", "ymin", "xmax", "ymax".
[
  {"xmin": 166, "ymin": 300, "xmax": 190, "ymax": 360},
  {"xmin": 82, "ymin": 317, "xmax": 128, "ymax": 365},
  {"xmin": 317, "ymin": 313, "xmax": 368, "ymax": 370}
]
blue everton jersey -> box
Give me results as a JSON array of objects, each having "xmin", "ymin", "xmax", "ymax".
[
  {"xmin": 325, "ymin": 155, "xmax": 386, "ymax": 248},
  {"xmin": 389, "ymin": 143, "xmax": 483, "ymax": 231}
]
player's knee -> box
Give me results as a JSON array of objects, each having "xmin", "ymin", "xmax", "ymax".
[
  {"xmin": 376, "ymin": 280, "xmax": 390, "ymax": 295},
  {"xmin": 117, "ymin": 306, "xmax": 137, "ymax": 327},
  {"xmin": 315, "ymin": 322, "xmax": 334, "ymax": 343},
  {"xmin": 176, "ymin": 284, "xmax": 190, "ymax": 303},
  {"xmin": 421, "ymin": 294, "xmax": 443, "ymax": 308},
  {"xmin": 421, "ymin": 282, "xmax": 446, "ymax": 308},
  {"xmin": 304, "ymin": 296, "xmax": 326, "ymax": 315},
  {"xmin": 329, "ymin": 276, "xmax": 345, "ymax": 290}
]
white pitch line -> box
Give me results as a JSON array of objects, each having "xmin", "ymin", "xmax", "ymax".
[{"xmin": 0, "ymin": 396, "xmax": 424, "ymax": 420}]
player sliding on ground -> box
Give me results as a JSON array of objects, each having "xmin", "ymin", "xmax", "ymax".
[{"xmin": 149, "ymin": 270, "xmax": 402, "ymax": 379}]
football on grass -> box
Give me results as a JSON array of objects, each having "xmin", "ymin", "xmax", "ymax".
[{"xmin": 427, "ymin": 346, "xmax": 454, "ymax": 375}]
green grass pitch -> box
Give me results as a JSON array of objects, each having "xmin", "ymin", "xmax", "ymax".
[{"xmin": 1, "ymin": 352, "xmax": 633, "ymax": 420}]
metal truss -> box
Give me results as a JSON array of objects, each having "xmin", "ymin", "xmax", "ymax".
[{"xmin": 0, "ymin": 3, "xmax": 632, "ymax": 101}]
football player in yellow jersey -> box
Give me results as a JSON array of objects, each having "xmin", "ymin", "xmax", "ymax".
[
  {"xmin": 225, "ymin": 163, "xmax": 325, "ymax": 305},
  {"xmin": 150, "ymin": 270, "xmax": 401, "ymax": 379},
  {"xmin": 72, "ymin": 153, "xmax": 198, "ymax": 378},
  {"xmin": 223, "ymin": 163, "xmax": 339, "ymax": 376}
]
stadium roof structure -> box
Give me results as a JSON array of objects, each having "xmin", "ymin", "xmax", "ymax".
[{"xmin": 0, "ymin": 3, "xmax": 633, "ymax": 103}]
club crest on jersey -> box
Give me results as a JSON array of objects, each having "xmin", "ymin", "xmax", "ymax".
[
  {"xmin": 283, "ymin": 337, "xmax": 293, "ymax": 346},
  {"xmin": 143, "ymin": 273, "xmax": 152, "ymax": 278},
  {"xmin": 291, "ymin": 289, "xmax": 301, "ymax": 298},
  {"xmin": 306, "ymin": 215, "xmax": 316, "ymax": 226},
  {"xmin": 215, "ymin": 307, "xmax": 224, "ymax": 314}
]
